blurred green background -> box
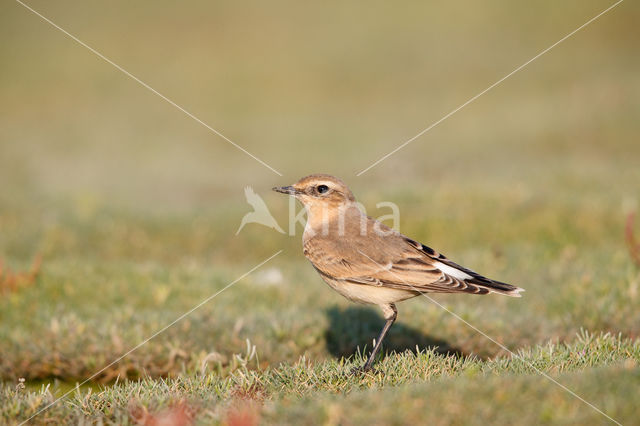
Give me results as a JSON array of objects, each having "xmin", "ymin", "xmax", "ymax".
[
  {"xmin": 1, "ymin": 0, "xmax": 639, "ymax": 422},
  {"xmin": 1, "ymin": 0, "xmax": 638, "ymax": 228}
]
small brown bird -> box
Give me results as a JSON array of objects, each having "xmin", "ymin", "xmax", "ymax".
[{"xmin": 274, "ymin": 174, "xmax": 523, "ymax": 372}]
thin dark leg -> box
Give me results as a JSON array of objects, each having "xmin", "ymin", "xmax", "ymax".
[{"xmin": 362, "ymin": 304, "xmax": 397, "ymax": 371}]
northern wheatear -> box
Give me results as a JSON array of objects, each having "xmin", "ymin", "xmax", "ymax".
[{"xmin": 274, "ymin": 174, "xmax": 523, "ymax": 372}]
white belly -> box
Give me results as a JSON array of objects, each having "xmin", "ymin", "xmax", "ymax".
[{"xmin": 320, "ymin": 276, "xmax": 418, "ymax": 305}]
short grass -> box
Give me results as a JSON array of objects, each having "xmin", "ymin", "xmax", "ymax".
[
  {"xmin": 1, "ymin": 192, "xmax": 639, "ymax": 424},
  {"xmin": 3, "ymin": 333, "xmax": 639, "ymax": 424},
  {"xmin": 2, "ymin": 0, "xmax": 640, "ymax": 424}
]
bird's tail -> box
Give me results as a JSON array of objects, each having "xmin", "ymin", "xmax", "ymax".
[{"xmin": 481, "ymin": 279, "xmax": 524, "ymax": 297}]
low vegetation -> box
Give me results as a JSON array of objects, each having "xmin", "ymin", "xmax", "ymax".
[
  {"xmin": 1, "ymin": 1, "xmax": 639, "ymax": 424},
  {"xmin": 2, "ymin": 332, "xmax": 638, "ymax": 424}
]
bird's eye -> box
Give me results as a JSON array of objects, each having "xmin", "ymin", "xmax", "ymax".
[{"xmin": 317, "ymin": 185, "xmax": 329, "ymax": 194}]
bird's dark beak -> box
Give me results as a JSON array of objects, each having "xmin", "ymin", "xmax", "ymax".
[{"xmin": 272, "ymin": 185, "xmax": 298, "ymax": 195}]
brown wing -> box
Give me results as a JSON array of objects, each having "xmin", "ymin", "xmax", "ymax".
[
  {"xmin": 397, "ymin": 238, "xmax": 523, "ymax": 296},
  {"xmin": 304, "ymin": 230, "xmax": 522, "ymax": 297}
]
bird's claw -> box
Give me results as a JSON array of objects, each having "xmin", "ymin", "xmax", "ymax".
[{"xmin": 349, "ymin": 365, "xmax": 383, "ymax": 377}]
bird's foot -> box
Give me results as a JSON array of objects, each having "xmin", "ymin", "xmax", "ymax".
[{"xmin": 349, "ymin": 365, "xmax": 383, "ymax": 377}]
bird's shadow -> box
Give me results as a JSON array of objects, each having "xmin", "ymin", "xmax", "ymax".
[{"xmin": 325, "ymin": 305, "xmax": 467, "ymax": 359}]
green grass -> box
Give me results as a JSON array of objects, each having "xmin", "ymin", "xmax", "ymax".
[
  {"xmin": 3, "ymin": 332, "xmax": 639, "ymax": 424},
  {"xmin": 1, "ymin": 0, "xmax": 640, "ymax": 424}
]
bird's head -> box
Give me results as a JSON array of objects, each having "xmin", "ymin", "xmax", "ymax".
[{"xmin": 273, "ymin": 174, "xmax": 356, "ymax": 210}]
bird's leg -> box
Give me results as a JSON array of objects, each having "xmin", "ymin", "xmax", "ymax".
[{"xmin": 361, "ymin": 303, "xmax": 397, "ymax": 372}]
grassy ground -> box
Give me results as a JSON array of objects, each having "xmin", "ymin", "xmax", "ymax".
[
  {"xmin": 3, "ymin": 333, "xmax": 639, "ymax": 424},
  {"xmin": 2, "ymin": 0, "xmax": 640, "ymax": 424}
]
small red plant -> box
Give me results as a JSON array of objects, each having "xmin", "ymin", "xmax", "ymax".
[
  {"xmin": 626, "ymin": 212, "xmax": 640, "ymax": 267},
  {"xmin": 224, "ymin": 403, "xmax": 260, "ymax": 426},
  {"xmin": 129, "ymin": 400, "xmax": 196, "ymax": 426},
  {"xmin": 0, "ymin": 254, "xmax": 41, "ymax": 295},
  {"xmin": 223, "ymin": 385, "xmax": 264, "ymax": 426}
]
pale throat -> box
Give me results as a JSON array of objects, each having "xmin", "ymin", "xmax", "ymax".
[{"xmin": 302, "ymin": 200, "xmax": 362, "ymax": 236}]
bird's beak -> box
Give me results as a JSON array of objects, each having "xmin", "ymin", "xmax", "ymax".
[{"xmin": 272, "ymin": 185, "xmax": 298, "ymax": 195}]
